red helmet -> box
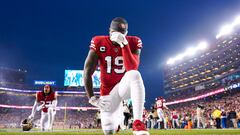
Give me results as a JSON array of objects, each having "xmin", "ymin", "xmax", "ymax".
[{"xmin": 155, "ymin": 96, "xmax": 163, "ymax": 101}]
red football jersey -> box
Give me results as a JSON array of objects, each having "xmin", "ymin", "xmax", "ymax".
[
  {"xmin": 171, "ymin": 110, "xmax": 178, "ymax": 119},
  {"xmin": 90, "ymin": 36, "xmax": 142, "ymax": 95},
  {"xmin": 37, "ymin": 91, "xmax": 56, "ymax": 112},
  {"xmin": 143, "ymin": 109, "xmax": 148, "ymax": 120},
  {"xmin": 156, "ymin": 99, "xmax": 164, "ymax": 109}
]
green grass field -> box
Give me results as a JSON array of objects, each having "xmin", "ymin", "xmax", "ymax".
[{"xmin": 1, "ymin": 129, "xmax": 240, "ymax": 135}]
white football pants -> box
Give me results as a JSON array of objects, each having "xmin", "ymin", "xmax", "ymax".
[
  {"xmin": 40, "ymin": 109, "xmax": 56, "ymax": 131},
  {"xmin": 100, "ymin": 70, "xmax": 145, "ymax": 131},
  {"xmin": 157, "ymin": 108, "xmax": 167, "ymax": 129}
]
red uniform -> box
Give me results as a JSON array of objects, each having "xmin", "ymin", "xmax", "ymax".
[
  {"xmin": 142, "ymin": 109, "xmax": 148, "ymax": 122},
  {"xmin": 171, "ymin": 110, "xmax": 178, "ymax": 119},
  {"xmin": 37, "ymin": 91, "xmax": 56, "ymax": 113},
  {"xmin": 90, "ymin": 36, "xmax": 142, "ymax": 96},
  {"xmin": 156, "ymin": 99, "xmax": 164, "ymax": 109}
]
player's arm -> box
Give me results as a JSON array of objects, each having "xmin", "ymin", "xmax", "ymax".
[
  {"xmin": 122, "ymin": 46, "xmax": 141, "ymax": 71},
  {"xmin": 110, "ymin": 32, "xmax": 141, "ymax": 71},
  {"xmin": 52, "ymin": 92, "xmax": 58, "ymax": 109},
  {"xmin": 163, "ymin": 103, "xmax": 169, "ymax": 110},
  {"xmin": 29, "ymin": 93, "xmax": 40, "ymax": 119},
  {"xmin": 84, "ymin": 50, "xmax": 98, "ymax": 98}
]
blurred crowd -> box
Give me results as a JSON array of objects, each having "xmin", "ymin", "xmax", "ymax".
[{"xmin": 141, "ymin": 89, "xmax": 240, "ymax": 130}]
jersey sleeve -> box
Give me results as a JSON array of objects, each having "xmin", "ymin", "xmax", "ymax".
[
  {"xmin": 134, "ymin": 36, "xmax": 143, "ymax": 49},
  {"xmin": 89, "ymin": 36, "xmax": 100, "ymax": 56},
  {"xmin": 89, "ymin": 37, "xmax": 97, "ymax": 51}
]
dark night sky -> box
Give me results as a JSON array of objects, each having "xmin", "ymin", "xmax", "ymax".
[{"xmin": 0, "ymin": 0, "xmax": 240, "ymax": 106}]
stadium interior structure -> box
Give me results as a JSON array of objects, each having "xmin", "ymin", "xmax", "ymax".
[
  {"xmin": 164, "ymin": 32, "xmax": 240, "ymax": 101},
  {"xmin": 0, "ymin": 16, "xmax": 240, "ymax": 131},
  {"xmin": 164, "ymin": 16, "xmax": 240, "ymax": 99},
  {"xmin": 161, "ymin": 16, "xmax": 240, "ymax": 129}
]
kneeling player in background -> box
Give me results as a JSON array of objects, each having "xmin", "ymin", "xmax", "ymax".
[{"xmin": 28, "ymin": 84, "xmax": 57, "ymax": 131}]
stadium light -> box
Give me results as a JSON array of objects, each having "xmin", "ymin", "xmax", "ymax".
[
  {"xmin": 221, "ymin": 24, "xmax": 233, "ymax": 35},
  {"xmin": 167, "ymin": 14, "xmax": 240, "ymax": 65},
  {"xmin": 197, "ymin": 41, "xmax": 208, "ymax": 50},
  {"xmin": 216, "ymin": 15, "xmax": 240, "ymax": 39},
  {"xmin": 175, "ymin": 54, "xmax": 185, "ymax": 60},
  {"xmin": 185, "ymin": 47, "xmax": 196, "ymax": 56},
  {"xmin": 166, "ymin": 41, "xmax": 208, "ymax": 65},
  {"xmin": 232, "ymin": 16, "xmax": 240, "ymax": 27},
  {"xmin": 216, "ymin": 24, "xmax": 233, "ymax": 39},
  {"xmin": 167, "ymin": 58, "xmax": 175, "ymax": 65}
]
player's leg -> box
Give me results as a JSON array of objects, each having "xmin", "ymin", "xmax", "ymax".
[
  {"xmin": 202, "ymin": 118, "xmax": 206, "ymax": 128},
  {"xmin": 40, "ymin": 112, "xmax": 48, "ymax": 131},
  {"xmin": 150, "ymin": 119, "xmax": 154, "ymax": 129},
  {"xmin": 172, "ymin": 118, "xmax": 178, "ymax": 128},
  {"xmin": 176, "ymin": 119, "xmax": 179, "ymax": 128},
  {"xmin": 119, "ymin": 70, "xmax": 145, "ymax": 121},
  {"xmin": 118, "ymin": 70, "xmax": 149, "ymax": 135},
  {"xmin": 163, "ymin": 115, "xmax": 167, "ymax": 129},
  {"xmin": 233, "ymin": 119, "xmax": 237, "ymax": 128},
  {"xmin": 157, "ymin": 109, "xmax": 164, "ymax": 129},
  {"xmin": 200, "ymin": 117, "xmax": 203, "ymax": 128},
  {"xmin": 48, "ymin": 108, "xmax": 55, "ymax": 131},
  {"xmin": 172, "ymin": 119, "xmax": 175, "ymax": 129},
  {"xmin": 48, "ymin": 109, "xmax": 52, "ymax": 131},
  {"xmin": 52, "ymin": 110, "xmax": 56, "ymax": 129},
  {"xmin": 100, "ymin": 85, "xmax": 122, "ymax": 135},
  {"xmin": 45, "ymin": 113, "xmax": 51, "ymax": 131},
  {"xmin": 197, "ymin": 117, "xmax": 200, "ymax": 128}
]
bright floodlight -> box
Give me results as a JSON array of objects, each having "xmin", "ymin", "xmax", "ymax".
[
  {"xmin": 167, "ymin": 58, "xmax": 175, "ymax": 65},
  {"xmin": 175, "ymin": 54, "xmax": 185, "ymax": 60},
  {"xmin": 166, "ymin": 41, "xmax": 209, "ymax": 65},
  {"xmin": 185, "ymin": 47, "xmax": 196, "ymax": 56},
  {"xmin": 232, "ymin": 16, "xmax": 240, "ymax": 27},
  {"xmin": 216, "ymin": 24, "xmax": 233, "ymax": 39},
  {"xmin": 197, "ymin": 41, "xmax": 208, "ymax": 50}
]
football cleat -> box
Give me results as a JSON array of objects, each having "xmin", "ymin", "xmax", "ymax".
[
  {"xmin": 115, "ymin": 125, "xmax": 121, "ymax": 134},
  {"xmin": 132, "ymin": 120, "xmax": 149, "ymax": 135}
]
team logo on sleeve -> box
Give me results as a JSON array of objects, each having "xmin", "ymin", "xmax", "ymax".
[
  {"xmin": 100, "ymin": 46, "xmax": 106, "ymax": 52},
  {"xmin": 137, "ymin": 40, "xmax": 142, "ymax": 48},
  {"xmin": 90, "ymin": 40, "xmax": 96, "ymax": 50}
]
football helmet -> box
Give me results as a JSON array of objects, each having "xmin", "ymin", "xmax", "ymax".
[
  {"xmin": 155, "ymin": 96, "xmax": 163, "ymax": 101},
  {"xmin": 110, "ymin": 17, "xmax": 128, "ymax": 35},
  {"xmin": 21, "ymin": 118, "xmax": 33, "ymax": 131}
]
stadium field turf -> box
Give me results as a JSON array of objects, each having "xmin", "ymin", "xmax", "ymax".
[{"xmin": 0, "ymin": 129, "xmax": 240, "ymax": 135}]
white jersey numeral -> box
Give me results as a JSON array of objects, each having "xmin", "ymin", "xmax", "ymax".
[
  {"xmin": 114, "ymin": 56, "xmax": 125, "ymax": 73},
  {"xmin": 105, "ymin": 56, "xmax": 112, "ymax": 73},
  {"xmin": 105, "ymin": 56, "xmax": 125, "ymax": 74},
  {"xmin": 156, "ymin": 100, "xmax": 163, "ymax": 108}
]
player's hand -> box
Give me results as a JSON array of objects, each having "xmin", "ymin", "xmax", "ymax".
[
  {"xmin": 110, "ymin": 32, "xmax": 128, "ymax": 48},
  {"xmin": 36, "ymin": 104, "xmax": 45, "ymax": 111},
  {"xmin": 28, "ymin": 114, "xmax": 34, "ymax": 120},
  {"xmin": 89, "ymin": 96, "xmax": 110, "ymax": 111},
  {"xmin": 45, "ymin": 104, "xmax": 54, "ymax": 108}
]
